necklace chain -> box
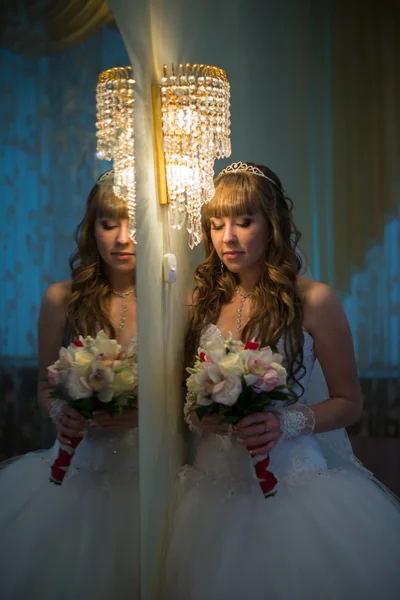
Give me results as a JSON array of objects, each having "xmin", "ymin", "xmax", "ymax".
[
  {"xmin": 235, "ymin": 286, "xmax": 252, "ymax": 332},
  {"xmin": 112, "ymin": 288, "xmax": 135, "ymax": 330}
]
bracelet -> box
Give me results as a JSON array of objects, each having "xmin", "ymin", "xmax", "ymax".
[{"xmin": 280, "ymin": 410, "xmax": 308, "ymax": 440}]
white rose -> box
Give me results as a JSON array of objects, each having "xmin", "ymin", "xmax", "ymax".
[
  {"xmin": 70, "ymin": 350, "xmax": 94, "ymax": 377},
  {"xmin": 212, "ymin": 375, "xmax": 242, "ymax": 407},
  {"xmin": 58, "ymin": 347, "xmax": 72, "ymax": 368},
  {"xmin": 98, "ymin": 388, "xmax": 114, "ymax": 403},
  {"xmin": 218, "ymin": 352, "xmax": 244, "ymax": 377},
  {"xmin": 270, "ymin": 361, "xmax": 287, "ymax": 385},
  {"xmin": 88, "ymin": 360, "xmax": 114, "ymax": 391},
  {"xmin": 201, "ymin": 338, "xmax": 226, "ymax": 363},
  {"xmin": 66, "ymin": 372, "xmax": 92, "ymax": 400},
  {"xmin": 47, "ymin": 364, "xmax": 67, "ymax": 386},
  {"xmin": 113, "ymin": 367, "xmax": 137, "ymax": 394},
  {"xmin": 187, "ymin": 364, "xmax": 223, "ymax": 396},
  {"xmin": 92, "ymin": 330, "xmax": 122, "ymax": 360},
  {"xmin": 196, "ymin": 396, "xmax": 213, "ymax": 406}
]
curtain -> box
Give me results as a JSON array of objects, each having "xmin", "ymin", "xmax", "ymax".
[{"xmin": 330, "ymin": 0, "xmax": 400, "ymax": 293}]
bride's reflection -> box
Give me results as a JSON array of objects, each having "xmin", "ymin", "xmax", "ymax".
[{"xmin": 0, "ymin": 172, "xmax": 139, "ymax": 600}]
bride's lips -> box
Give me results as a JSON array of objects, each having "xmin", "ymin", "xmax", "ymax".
[
  {"xmin": 112, "ymin": 252, "xmax": 134, "ymax": 261},
  {"xmin": 223, "ymin": 251, "xmax": 243, "ymax": 259}
]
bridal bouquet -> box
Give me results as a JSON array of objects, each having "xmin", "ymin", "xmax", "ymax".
[
  {"xmin": 46, "ymin": 330, "xmax": 138, "ymax": 485},
  {"xmin": 185, "ymin": 335, "xmax": 296, "ymax": 498}
]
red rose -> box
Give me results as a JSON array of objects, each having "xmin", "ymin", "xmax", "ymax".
[
  {"xmin": 199, "ymin": 352, "xmax": 207, "ymax": 362},
  {"xmin": 244, "ymin": 341, "xmax": 260, "ymax": 351},
  {"xmin": 72, "ymin": 338, "xmax": 84, "ymax": 347}
]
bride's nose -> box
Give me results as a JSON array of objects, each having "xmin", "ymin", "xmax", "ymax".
[
  {"xmin": 222, "ymin": 222, "xmax": 237, "ymax": 243},
  {"xmin": 116, "ymin": 222, "xmax": 131, "ymax": 245}
]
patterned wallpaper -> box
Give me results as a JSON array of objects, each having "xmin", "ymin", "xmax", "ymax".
[{"xmin": 0, "ymin": 26, "xmax": 129, "ymax": 359}]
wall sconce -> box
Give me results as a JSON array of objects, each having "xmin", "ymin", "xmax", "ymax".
[
  {"xmin": 96, "ymin": 66, "xmax": 136, "ymax": 241},
  {"xmin": 152, "ymin": 63, "xmax": 231, "ymax": 248}
]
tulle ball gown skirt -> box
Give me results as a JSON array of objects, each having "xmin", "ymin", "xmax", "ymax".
[
  {"xmin": 161, "ymin": 434, "xmax": 400, "ymax": 600},
  {"xmin": 0, "ymin": 429, "xmax": 139, "ymax": 600}
]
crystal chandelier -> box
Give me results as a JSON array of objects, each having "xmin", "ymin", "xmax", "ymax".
[
  {"xmin": 153, "ymin": 63, "xmax": 231, "ymax": 249},
  {"xmin": 96, "ymin": 66, "xmax": 136, "ymax": 241}
]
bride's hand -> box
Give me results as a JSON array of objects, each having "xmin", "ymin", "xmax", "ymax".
[
  {"xmin": 56, "ymin": 405, "xmax": 87, "ymax": 445},
  {"xmin": 234, "ymin": 412, "xmax": 281, "ymax": 455},
  {"xmin": 90, "ymin": 408, "xmax": 138, "ymax": 430},
  {"xmin": 189, "ymin": 412, "xmax": 233, "ymax": 436}
]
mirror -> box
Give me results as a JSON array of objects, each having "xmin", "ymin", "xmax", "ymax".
[{"xmin": 0, "ymin": 4, "xmax": 140, "ymax": 599}]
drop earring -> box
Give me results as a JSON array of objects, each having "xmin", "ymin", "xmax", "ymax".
[{"xmin": 220, "ymin": 261, "xmax": 224, "ymax": 274}]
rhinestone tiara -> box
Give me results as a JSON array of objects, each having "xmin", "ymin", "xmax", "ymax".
[
  {"xmin": 217, "ymin": 162, "xmax": 282, "ymax": 191},
  {"xmin": 97, "ymin": 169, "xmax": 114, "ymax": 184}
]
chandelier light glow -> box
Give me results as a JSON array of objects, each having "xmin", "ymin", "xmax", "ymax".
[
  {"xmin": 153, "ymin": 63, "xmax": 232, "ymax": 248},
  {"xmin": 96, "ymin": 66, "xmax": 136, "ymax": 241}
]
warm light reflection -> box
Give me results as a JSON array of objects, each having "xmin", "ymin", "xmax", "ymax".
[
  {"xmin": 96, "ymin": 66, "xmax": 136, "ymax": 241},
  {"xmin": 160, "ymin": 63, "xmax": 231, "ymax": 248}
]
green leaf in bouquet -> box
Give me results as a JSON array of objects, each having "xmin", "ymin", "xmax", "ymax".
[
  {"xmin": 49, "ymin": 385, "xmax": 71, "ymax": 403},
  {"xmin": 74, "ymin": 396, "xmax": 98, "ymax": 417},
  {"xmin": 267, "ymin": 389, "xmax": 295, "ymax": 402},
  {"xmin": 195, "ymin": 405, "xmax": 212, "ymax": 421},
  {"xmin": 220, "ymin": 415, "xmax": 240, "ymax": 425},
  {"xmin": 186, "ymin": 367, "xmax": 199, "ymax": 375}
]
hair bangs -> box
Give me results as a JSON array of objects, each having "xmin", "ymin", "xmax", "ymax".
[
  {"xmin": 95, "ymin": 185, "xmax": 129, "ymax": 220},
  {"xmin": 204, "ymin": 174, "xmax": 263, "ymax": 220}
]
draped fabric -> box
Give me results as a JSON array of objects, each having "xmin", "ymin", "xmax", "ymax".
[
  {"xmin": 0, "ymin": 0, "xmax": 114, "ymax": 55},
  {"xmin": 343, "ymin": 209, "xmax": 400, "ymax": 377},
  {"xmin": 309, "ymin": 0, "xmax": 400, "ymax": 376},
  {"xmin": 330, "ymin": 0, "xmax": 400, "ymax": 293}
]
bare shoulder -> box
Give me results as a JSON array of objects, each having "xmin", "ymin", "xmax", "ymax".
[
  {"xmin": 39, "ymin": 280, "xmax": 72, "ymax": 329},
  {"xmin": 41, "ymin": 280, "xmax": 72, "ymax": 309},
  {"xmin": 297, "ymin": 276, "xmax": 346, "ymax": 332},
  {"xmin": 298, "ymin": 276, "xmax": 337, "ymax": 306}
]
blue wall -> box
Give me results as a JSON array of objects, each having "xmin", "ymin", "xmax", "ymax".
[{"xmin": 0, "ymin": 27, "xmax": 129, "ymax": 359}]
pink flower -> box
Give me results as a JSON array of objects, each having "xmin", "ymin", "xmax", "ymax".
[
  {"xmin": 250, "ymin": 365, "xmax": 285, "ymax": 394},
  {"xmin": 47, "ymin": 367, "xmax": 67, "ymax": 386},
  {"xmin": 66, "ymin": 372, "xmax": 92, "ymax": 400},
  {"xmin": 211, "ymin": 375, "xmax": 242, "ymax": 407},
  {"xmin": 187, "ymin": 363, "xmax": 223, "ymax": 396},
  {"xmin": 88, "ymin": 360, "xmax": 114, "ymax": 392}
]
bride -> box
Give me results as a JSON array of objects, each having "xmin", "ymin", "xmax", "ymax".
[
  {"xmin": 161, "ymin": 162, "xmax": 400, "ymax": 599},
  {"xmin": 0, "ymin": 171, "xmax": 139, "ymax": 600}
]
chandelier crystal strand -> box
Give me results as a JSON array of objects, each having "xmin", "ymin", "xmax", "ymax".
[
  {"xmin": 96, "ymin": 66, "xmax": 136, "ymax": 242},
  {"xmin": 160, "ymin": 63, "xmax": 231, "ymax": 248}
]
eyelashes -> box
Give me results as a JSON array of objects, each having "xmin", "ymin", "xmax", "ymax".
[
  {"xmin": 100, "ymin": 220, "xmax": 117, "ymax": 230},
  {"xmin": 211, "ymin": 220, "xmax": 252, "ymax": 230}
]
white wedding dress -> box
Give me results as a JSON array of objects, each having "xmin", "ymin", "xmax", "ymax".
[
  {"xmin": 161, "ymin": 325, "xmax": 400, "ymax": 600},
  {"xmin": 0, "ymin": 340, "xmax": 139, "ymax": 600}
]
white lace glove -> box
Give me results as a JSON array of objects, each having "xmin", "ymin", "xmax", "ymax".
[
  {"xmin": 184, "ymin": 393, "xmax": 203, "ymax": 433},
  {"xmin": 49, "ymin": 399, "xmax": 68, "ymax": 425},
  {"xmin": 279, "ymin": 405, "xmax": 315, "ymax": 439}
]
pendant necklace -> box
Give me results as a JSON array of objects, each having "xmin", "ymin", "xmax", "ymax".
[
  {"xmin": 112, "ymin": 288, "xmax": 135, "ymax": 330},
  {"xmin": 235, "ymin": 286, "xmax": 252, "ymax": 331}
]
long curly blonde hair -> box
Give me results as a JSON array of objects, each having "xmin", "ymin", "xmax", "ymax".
[
  {"xmin": 184, "ymin": 163, "xmax": 305, "ymax": 390},
  {"xmin": 66, "ymin": 176, "xmax": 134, "ymax": 340}
]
